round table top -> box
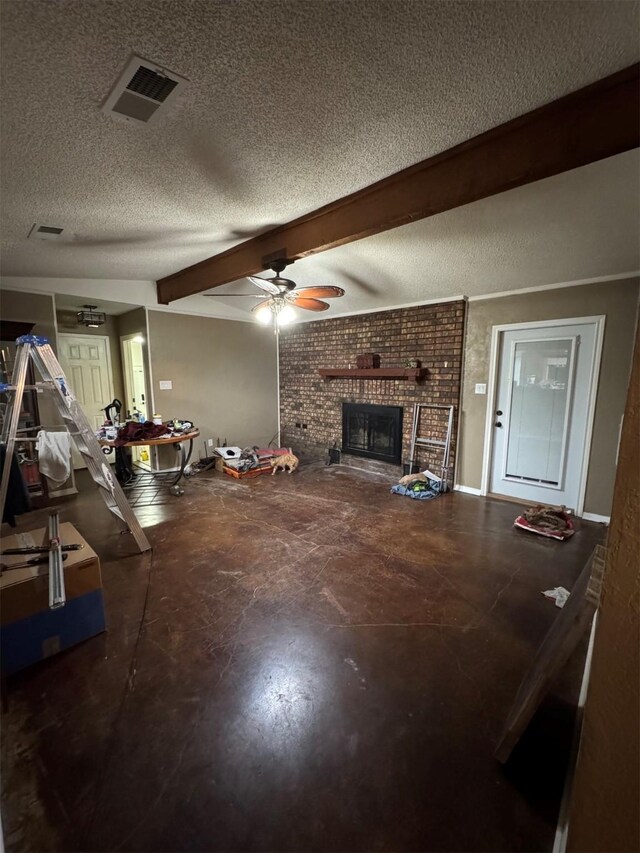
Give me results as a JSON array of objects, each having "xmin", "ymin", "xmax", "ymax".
[{"xmin": 99, "ymin": 429, "xmax": 200, "ymax": 448}]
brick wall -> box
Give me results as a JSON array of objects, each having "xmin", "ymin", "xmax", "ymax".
[{"xmin": 279, "ymin": 300, "xmax": 466, "ymax": 476}]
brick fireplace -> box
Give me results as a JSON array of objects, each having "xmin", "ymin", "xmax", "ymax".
[
  {"xmin": 279, "ymin": 300, "xmax": 466, "ymax": 474},
  {"xmin": 342, "ymin": 402, "xmax": 403, "ymax": 464}
]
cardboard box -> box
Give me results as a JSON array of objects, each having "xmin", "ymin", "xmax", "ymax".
[
  {"xmin": 0, "ymin": 522, "xmax": 105, "ymax": 674},
  {"xmin": 1, "ymin": 523, "xmax": 102, "ymax": 623}
]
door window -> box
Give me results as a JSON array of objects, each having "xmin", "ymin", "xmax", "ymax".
[{"xmin": 504, "ymin": 338, "xmax": 575, "ymax": 486}]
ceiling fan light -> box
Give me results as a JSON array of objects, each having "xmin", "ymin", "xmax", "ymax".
[
  {"xmin": 255, "ymin": 305, "xmax": 273, "ymax": 325},
  {"xmin": 278, "ymin": 304, "xmax": 296, "ymax": 326}
]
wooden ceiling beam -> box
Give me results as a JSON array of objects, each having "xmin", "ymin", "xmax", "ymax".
[{"xmin": 157, "ymin": 64, "xmax": 639, "ymax": 304}]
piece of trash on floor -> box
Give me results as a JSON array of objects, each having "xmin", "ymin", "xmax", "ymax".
[
  {"xmin": 542, "ymin": 586, "xmax": 571, "ymax": 608},
  {"xmin": 391, "ymin": 470, "xmax": 443, "ymax": 500},
  {"xmin": 514, "ymin": 505, "xmax": 574, "ymax": 540}
]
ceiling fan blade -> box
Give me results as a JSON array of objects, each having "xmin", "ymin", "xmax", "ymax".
[
  {"xmin": 288, "ymin": 296, "xmax": 330, "ymax": 311},
  {"xmin": 248, "ymin": 276, "xmax": 280, "ymax": 295},
  {"xmin": 203, "ymin": 293, "xmax": 264, "ymax": 298},
  {"xmin": 251, "ymin": 298, "xmax": 275, "ymax": 314},
  {"xmin": 293, "ymin": 286, "xmax": 345, "ymax": 299}
]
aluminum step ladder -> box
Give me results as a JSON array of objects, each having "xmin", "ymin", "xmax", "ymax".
[
  {"xmin": 0, "ymin": 335, "xmax": 151, "ymax": 552},
  {"xmin": 409, "ymin": 403, "xmax": 455, "ymax": 489}
]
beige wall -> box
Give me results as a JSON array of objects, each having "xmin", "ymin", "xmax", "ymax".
[
  {"xmin": 116, "ymin": 307, "xmax": 147, "ymax": 340},
  {"xmin": 567, "ymin": 322, "xmax": 639, "ymax": 853},
  {"xmin": 146, "ymin": 311, "xmax": 278, "ymax": 464},
  {"xmin": 0, "ymin": 288, "xmax": 61, "ymax": 426},
  {"xmin": 0, "ymin": 288, "xmax": 57, "ymax": 348},
  {"xmin": 457, "ymin": 278, "xmax": 639, "ymax": 517},
  {"xmin": 56, "ymin": 309, "xmax": 125, "ymax": 403}
]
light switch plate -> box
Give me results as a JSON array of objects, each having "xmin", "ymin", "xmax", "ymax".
[
  {"xmin": 159, "ymin": 380, "xmax": 172, "ymax": 390},
  {"xmin": 475, "ymin": 383, "xmax": 487, "ymax": 395}
]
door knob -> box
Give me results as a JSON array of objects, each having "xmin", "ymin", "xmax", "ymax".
[{"xmin": 494, "ymin": 421, "xmax": 503, "ymax": 428}]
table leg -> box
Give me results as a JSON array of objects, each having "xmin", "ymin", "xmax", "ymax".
[{"xmin": 168, "ymin": 438, "xmax": 194, "ymax": 496}]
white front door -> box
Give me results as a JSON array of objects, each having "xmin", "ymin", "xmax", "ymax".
[
  {"xmin": 489, "ymin": 320, "xmax": 600, "ymax": 511},
  {"xmin": 58, "ymin": 334, "xmax": 115, "ymax": 469}
]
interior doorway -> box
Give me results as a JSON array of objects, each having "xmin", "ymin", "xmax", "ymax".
[
  {"xmin": 58, "ymin": 333, "xmax": 115, "ymax": 470},
  {"xmin": 121, "ymin": 333, "xmax": 150, "ymax": 470},
  {"xmin": 481, "ymin": 317, "xmax": 605, "ymax": 515}
]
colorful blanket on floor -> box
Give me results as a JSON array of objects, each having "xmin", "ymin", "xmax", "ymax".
[
  {"xmin": 514, "ymin": 505, "xmax": 575, "ymax": 540},
  {"xmin": 390, "ymin": 480, "xmax": 440, "ymax": 500}
]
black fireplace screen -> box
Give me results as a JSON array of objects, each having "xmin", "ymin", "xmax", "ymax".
[{"xmin": 342, "ymin": 403, "xmax": 403, "ymax": 464}]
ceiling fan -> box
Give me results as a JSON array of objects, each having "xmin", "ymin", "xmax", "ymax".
[{"xmin": 204, "ymin": 259, "xmax": 345, "ymax": 326}]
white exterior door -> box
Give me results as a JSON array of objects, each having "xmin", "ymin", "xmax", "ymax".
[
  {"xmin": 58, "ymin": 334, "xmax": 114, "ymax": 469},
  {"xmin": 489, "ymin": 320, "xmax": 600, "ymax": 511}
]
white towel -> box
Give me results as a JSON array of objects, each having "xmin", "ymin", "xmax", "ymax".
[{"xmin": 36, "ymin": 430, "xmax": 71, "ymax": 486}]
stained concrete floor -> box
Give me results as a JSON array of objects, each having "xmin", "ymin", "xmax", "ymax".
[{"xmin": 1, "ymin": 463, "xmax": 604, "ymax": 852}]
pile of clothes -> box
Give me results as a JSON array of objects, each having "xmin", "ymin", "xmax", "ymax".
[
  {"xmin": 390, "ymin": 469, "xmax": 444, "ymax": 501},
  {"xmin": 514, "ymin": 505, "xmax": 574, "ymax": 540},
  {"xmin": 111, "ymin": 420, "xmax": 168, "ymax": 445},
  {"xmin": 95, "ymin": 418, "xmax": 195, "ymax": 446}
]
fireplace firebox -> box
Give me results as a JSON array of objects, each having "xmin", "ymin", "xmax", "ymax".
[{"xmin": 342, "ymin": 403, "xmax": 403, "ymax": 464}]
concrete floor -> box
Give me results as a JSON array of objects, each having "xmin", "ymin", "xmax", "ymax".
[{"xmin": 1, "ymin": 463, "xmax": 604, "ymax": 852}]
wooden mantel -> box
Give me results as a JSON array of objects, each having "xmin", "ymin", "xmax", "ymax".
[{"xmin": 319, "ymin": 367, "xmax": 427, "ymax": 382}]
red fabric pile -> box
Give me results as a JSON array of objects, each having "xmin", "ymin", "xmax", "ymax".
[
  {"xmin": 514, "ymin": 505, "xmax": 575, "ymax": 540},
  {"xmin": 114, "ymin": 421, "xmax": 170, "ymax": 446}
]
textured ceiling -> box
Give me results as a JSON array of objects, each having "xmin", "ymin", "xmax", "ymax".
[
  {"xmin": 209, "ymin": 151, "xmax": 640, "ymax": 319},
  {"xmin": 1, "ymin": 0, "xmax": 639, "ymax": 316}
]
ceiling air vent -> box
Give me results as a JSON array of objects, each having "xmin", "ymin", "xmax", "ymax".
[
  {"xmin": 102, "ymin": 55, "xmax": 188, "ymax": 125},
  {"xmin": 28, "ymin": 223, "xmax": 65, "ymax": 241}
]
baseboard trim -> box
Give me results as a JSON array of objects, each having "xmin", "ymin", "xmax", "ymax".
[
  {"xmin": 450, "ymin": 488, "xmax": 611, "ymax": 522},
  {"xmin": 454, "ymin": 484, "xmax": 482, "ymax": 496},
  {"xmin": 581, "ymin": 512, "xmax": 610, "ymax": 524}
]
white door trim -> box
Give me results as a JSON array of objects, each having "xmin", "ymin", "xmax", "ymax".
[
  {"xmin": 480, "ymin": 315, "xmax": 606, "ymax": 516},
  {"xmin": 120, "ymin": 333, "xmax": 137, "ymax": 413},
  {"xmin": 120, "ymin": 330, "xmax": 154, "ymax": 470},
  {"xmin": 58, "ymin": 332, "xmax": 115, "ymax": 403}
]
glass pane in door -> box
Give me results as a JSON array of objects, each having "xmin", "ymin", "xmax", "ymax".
[{"xmin": 505, "ymin": 338, "xmax": 574, "ymax": 485}]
